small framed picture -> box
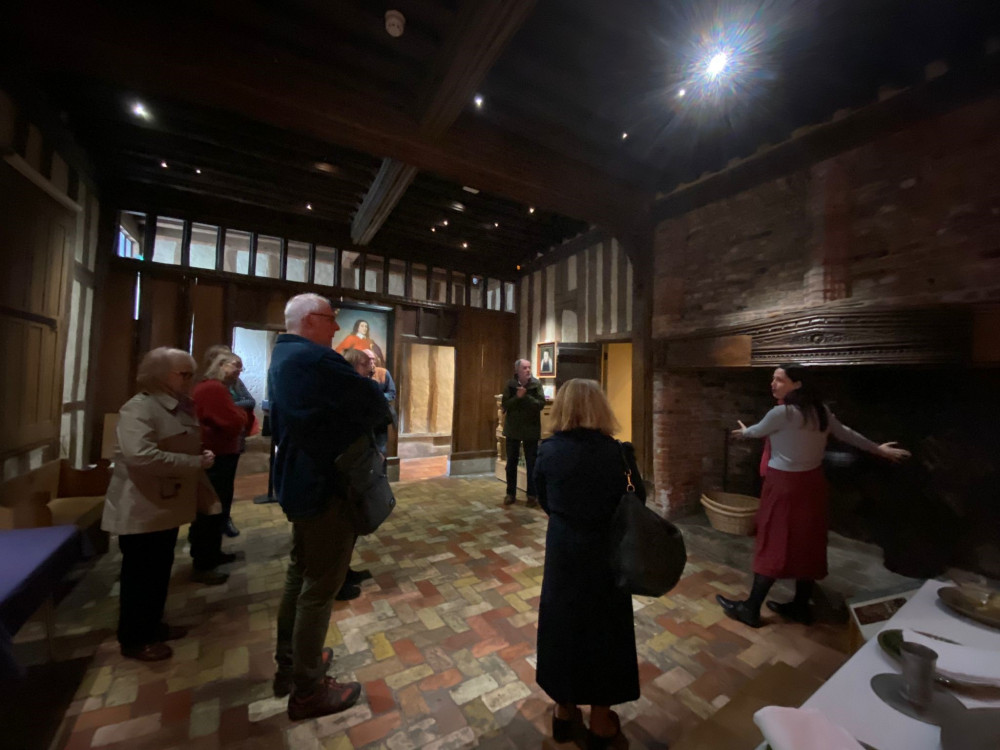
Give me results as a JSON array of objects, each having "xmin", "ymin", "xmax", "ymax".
[
  {"xmin": 542, "ymin": 383, "xmax": 556, "ymax": 400},
  {"xmin": 537, "ymin": 341, "xmax": 556, "ymax": 378}
]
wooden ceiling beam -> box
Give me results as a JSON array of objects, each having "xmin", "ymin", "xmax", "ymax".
[
  {"xmin": 382, "ymin": 204, "xmax": 569, "ymax": 251},
  {"xmin": 12, "ymin": 1, "xmax": 649, "ymax": 231},
  {"xmin": 91, "ymin": 133, "xmax": 372, "ymax": 203},
  {"xmin": 118, "ymin": 174, "xmax": 357, "ymax": 226},
  {"xmin": 351, "ymin": 160, "xmax": 418, "ymax": 245},
  {"xmin": 351, "ymin": 0, "xmax": 536, "ymax": 246}
]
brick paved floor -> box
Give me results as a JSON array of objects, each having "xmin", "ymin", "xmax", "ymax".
[{"xmin": 7, "ymin": 473, "xmax": 913, "ymax": 750}]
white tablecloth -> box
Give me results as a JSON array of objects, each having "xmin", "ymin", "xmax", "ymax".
[{"xmin": 800, "ymin": 578, "xmax": 1000, "ymax": 750}]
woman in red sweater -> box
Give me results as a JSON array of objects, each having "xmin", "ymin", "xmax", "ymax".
[{"xmin": 189, "ymin": 353, "xmax": 252, "ymax": 582}]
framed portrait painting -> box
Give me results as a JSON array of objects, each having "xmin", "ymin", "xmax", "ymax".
[
  {"xmin": 536, "ymin": 341, "xmax": 556, "ymax": 378},
  {"xmin": 331, "ymin": 302, "xmax": 393, "ymax": 368}
]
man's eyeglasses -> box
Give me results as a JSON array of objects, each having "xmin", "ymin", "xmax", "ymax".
[{"xmin": 174, "ymin": 371, "xmax": 194, "ymax": 380}]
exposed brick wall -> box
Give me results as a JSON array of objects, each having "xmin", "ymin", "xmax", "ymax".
[{"xmin": 652, "ymin": 95, "xmax": 1000, "ymax": 517}]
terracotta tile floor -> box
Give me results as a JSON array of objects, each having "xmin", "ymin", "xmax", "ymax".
[
  {"xmin": 7, "ymin": 473, "xmax": 910, "ymax": 750},
  {"xmin": 398, "ymin": 457, "xmax": 450, "ymax": 482}
]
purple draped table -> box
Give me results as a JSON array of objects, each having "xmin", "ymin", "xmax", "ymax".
[{"xmin": 0, "ymin": 525, "xmax": 86, "ymax": 678}]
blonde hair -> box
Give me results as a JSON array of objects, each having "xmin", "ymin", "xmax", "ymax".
[
  {"xmin": 548, "ymin": 378, "xmax": 620, "ymax": 436},
  {"xmin": 136, "ymin": 347, "xmax": 195, "ymax": 391},
  {"xmin": 204, "ymin": 352, "xmax": 241, "ymax": 381},
  {"xmin": 200, "ymin": 344, "xmax": 232, "ymax": 375}
]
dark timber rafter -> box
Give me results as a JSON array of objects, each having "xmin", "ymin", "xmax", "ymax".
[
  {"xmin": 10, "ymin": 1, "xmax": 646, "ymax": 232},
  {"xmin": 351, "ymin": 0, "xmax": 537, "ymax": 246}
]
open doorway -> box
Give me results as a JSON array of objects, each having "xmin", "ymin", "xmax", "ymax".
[
  {"xmin": 603, "ymin": 342, "xmax": 632, "ymax": 442},
  {"xmin": 231, "ymin": 326, "xmax": 279, "ymax": 474},
  {"xmin": 397, "ymin": 343, "xmax": 456, "ymax": 481}
]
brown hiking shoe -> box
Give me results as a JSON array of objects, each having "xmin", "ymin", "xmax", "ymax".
[
  {"xmin": 525, "ymin": 496, "xmax": 539, "ymax": 508},
  {"xmin": 273, "ymin": 646, "xmax": 334, "ymax": 698},
  {"xmin": 502, "ymin": 494, "xmax": 516, "ymax": 506},
  {"xmin": 287, "ymin": 676, "xmax": 362, "ymax": 720}
]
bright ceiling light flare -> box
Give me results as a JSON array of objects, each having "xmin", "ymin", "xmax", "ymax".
[
  {"xmin": 132, "ymin": 101, "xmax": 151, "ymax": 120},
  {"xmin": 474, "ymin": 94, "xmax": 484, "ymax": 109},
  {"xmin": 706, "ymin": 51, "xmax": 729, "ymax": 79}
]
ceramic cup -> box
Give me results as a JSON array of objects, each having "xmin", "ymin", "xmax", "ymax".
[{"xmin": 900, "ymin": 642, "xmax": 938, "ymax": 710}]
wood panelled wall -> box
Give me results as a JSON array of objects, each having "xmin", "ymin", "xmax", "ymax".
[
  {"xmin": 518, "ymin": 234, "xmax": 634, "ymax": 364},
  {"xmin": 0, "ymin": 86, "xmax": 102, "ymax": 480},
  {"xmin": 93, "ymin": 261, "xmax": 516, "ymax": 462},
  {"xmin": 0, "ymin": 162, "xmax": 72, "ymax": 459}
]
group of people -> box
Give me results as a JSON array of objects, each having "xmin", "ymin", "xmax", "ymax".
[
  {"xmin": 101, "ymin": 308, "xmax": 911, "ymax": 734},
  {"xmin": 498, "ymin": 358, "xmax": 910, "ymax": 747},
  {"xmin": 101, "ymin": 344, "xmax": 254, "ymax": 660},
  {"xmin": 100, "ymin": 293, "xmax": 393, "ymax": 720}
]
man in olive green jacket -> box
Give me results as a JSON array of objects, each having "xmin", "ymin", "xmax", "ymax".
[{"xmin": 501, "ymin": 358, "xmax": 546, "ymax": 507}]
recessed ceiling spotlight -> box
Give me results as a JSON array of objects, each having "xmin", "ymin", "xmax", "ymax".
[
  {"xmin": 677, "ymin": 88, "xmax": 687, "ymax": 98},
  {"xmin": 160, "ymin": 161, "xmax": 168, "ymax": 168},
  {"xmin": 314, "ymin": 161, "xmax": 337, "ymax": 173},
  {"xmin": 462, "ymin": 242, "xmax": 469, "ymax": 249},
  {"xmin": 462, "ymin": 186, "xmax": 480, "ymax": 194},
  {"xmin": 442, "ymin": 220, "xmax": 449, "ymax": 226},
  {"xmin": 195, "ymin": 168, "xmax": 202, "ymax": 174},
  {"xmin": 474, "ymin": 94, "xmax": 484, "ymax": 109},
  {"xmin": 621, "ymin": 132, "xmax": 628, "ymax": 140},
  {"xmin": 306, "ymin": 203, "xmax": 313, "ymax": 210},
  {"xmin": 450, "ymin": 201, "xmax": 466, "ymax": 212},
  {"xmin": 132, "ymin": 101, "xmax": 151, "ymax": 120},
  {"xmin": 431, "ymin": 227, "xmax": 436, "ymax": 232},
  {"xmin": 494, "ymin": 222, "xmax": 500, "ymax": 228},
  {"xmin": 516, "ymin": 264, "xmax": 521, "ymax": 271},
  {"xmin": 528, "ymin": 207, "xmax": 535, "ymax": 214}
]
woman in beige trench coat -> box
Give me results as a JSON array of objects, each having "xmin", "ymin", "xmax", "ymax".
[{"xmin": 102, "ymin": 347, "xmax": 218, "ymax": 661}]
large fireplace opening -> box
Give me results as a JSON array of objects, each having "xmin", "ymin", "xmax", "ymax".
[{"xmin": 666, "ymin": 366, "xmax": 1000, "ymax": 580}]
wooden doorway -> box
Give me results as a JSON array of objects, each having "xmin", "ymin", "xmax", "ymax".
[{"xmin": 398, "ymin": 343, "xmax": 456, "ymax": 481}]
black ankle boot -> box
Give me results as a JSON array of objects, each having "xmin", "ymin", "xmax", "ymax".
[
  {"xmin": 716, "ymin": 595, "xmax": 762, "ymax": 628},
  {"xmin": 552, "ymin": 706, "xmax": 581, "ymax": 743},
  {"xmin": 766, "ymin": 600, "xmax": 814, "ymax": 625}
]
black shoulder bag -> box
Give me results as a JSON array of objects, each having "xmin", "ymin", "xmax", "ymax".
[
  {"xmin": 610, "ymin": 441, "xmax": 687, "ymax": 597},
  {"xmin": 335, "ymin": 432, "xmax": 396, "ymax": 535}
]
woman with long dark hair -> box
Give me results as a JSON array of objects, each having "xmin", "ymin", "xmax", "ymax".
[{"xmin": 718, "ymin": 364, "xmax": 910, "ymax": 628}]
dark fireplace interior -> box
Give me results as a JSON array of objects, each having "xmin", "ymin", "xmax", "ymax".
[{"xmin": 702, "ymin": 366, "xmax": 1000, "ymax": 580}]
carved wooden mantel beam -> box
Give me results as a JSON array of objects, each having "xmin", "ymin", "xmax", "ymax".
[{"xmin": 659, "ymin": 306, "xmax": 975, "ymax": 369}]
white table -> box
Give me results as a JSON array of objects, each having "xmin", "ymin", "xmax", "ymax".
[{"xmin": 801, "ymin": 578, "xmax": 1000, "ymax": 749}]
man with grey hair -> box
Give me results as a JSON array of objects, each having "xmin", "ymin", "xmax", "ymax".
[
  {"xmin": 268, "ymin": 293, "xmax": 391, "ymax": 720},
  {"xmin": 501, "ymin": 358, "xmax": 545, "ymax": 507}
]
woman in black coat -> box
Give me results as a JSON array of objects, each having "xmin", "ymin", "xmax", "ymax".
[{"xmin": 534, "ymin": 378, "xmax": 642, "ymax": 748}]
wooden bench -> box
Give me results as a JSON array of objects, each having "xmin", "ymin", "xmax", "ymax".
[{"xmin": 0, "ymin": 459, "xmax": 110, "ymax": 554}]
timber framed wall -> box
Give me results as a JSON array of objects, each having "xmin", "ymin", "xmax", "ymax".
[{"xmin": 0, "ymin": 85, "xmax": 102, "ymax": 480}]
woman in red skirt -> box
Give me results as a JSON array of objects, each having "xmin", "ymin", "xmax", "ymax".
[{"xmin": 717, "ymin": 365, "xmax": 911, "ymax": 628}]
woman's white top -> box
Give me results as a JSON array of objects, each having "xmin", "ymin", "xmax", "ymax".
[{"xmin": 741, "ymin": 405, "xmax": 880, "ymax": 472}]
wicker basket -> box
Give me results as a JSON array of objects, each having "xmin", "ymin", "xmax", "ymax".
[{"xmin": 700, "ymin": 491, "xmax": 759, "ymax": 536}]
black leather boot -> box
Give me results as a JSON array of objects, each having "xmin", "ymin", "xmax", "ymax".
[{"xmin": 716, "ymin": 595, "xmax": 762, "ymax": 628}]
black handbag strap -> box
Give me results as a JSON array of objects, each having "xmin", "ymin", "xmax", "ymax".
[{"xmin": 616, "ymin": 440, "xmax": 635, "ymax": 493}]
